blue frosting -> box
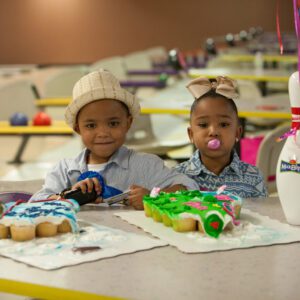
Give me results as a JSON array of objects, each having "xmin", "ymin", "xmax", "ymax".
[{"xmin": 1, "ymin": 199, "xmax": 80, "ymax": 232}]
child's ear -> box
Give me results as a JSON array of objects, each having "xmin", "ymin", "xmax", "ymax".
[
  {"xmin": 187, "ymin": 126, "xmax": 194, "ymax": 143},
  {"xmin": 74, "ymin": 124, "xmax": 80, "ymax": 134},
  {"xmin": 236, "ymin": 124, "xmax": 243, "ymax": 141},
  {"xmin": 126, "ymin": 115, "xmax": 133, "ymax": 131}
]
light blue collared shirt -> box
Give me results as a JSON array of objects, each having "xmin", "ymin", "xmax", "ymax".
[{"xmin": 30, "ymin": 146, "xmax": 199, "ymax": 200}]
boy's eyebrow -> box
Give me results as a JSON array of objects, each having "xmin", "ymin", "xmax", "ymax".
[
  {"xmin": 82, "ymin": 118, "xmax": 96, "ymax": 122},
  {"xmin": 82, "ymin": 116, "xmax": 122, "ymax": 122},
  {"xmin": 195, "ymin": 114, "xmax": 233, "ymax": 119}
]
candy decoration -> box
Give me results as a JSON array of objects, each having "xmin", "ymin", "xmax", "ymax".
[
  {"xmin": 216, "ymin": 185, "xmax": 227, "ymax": 195},
  {"xmin": 150, "ymin": 187, "xmax": 161, "ymax": 198},
  {"xmin": 276, "ymin": 127, "xmax": 298, "ymax": 142},
  {"xmin": 210, "ymin": 221, "xmax": 220, "ymax": 230},
  {"xmin": 222, "ymin": 201, "xmax": 240, "ymax": 226},
  {"xmin": 185, "ymin": 202, "xmax": 208, "ymax": 210}
]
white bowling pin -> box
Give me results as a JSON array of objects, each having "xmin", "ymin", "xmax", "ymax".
[{"xmin": 276, "ymin": 71, "xmax": 300, "ymax": 225}]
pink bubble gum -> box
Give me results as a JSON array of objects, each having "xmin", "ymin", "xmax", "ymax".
[{"xmin": 207, "ymin": 139, "xmax": 220, "ymax": 150}]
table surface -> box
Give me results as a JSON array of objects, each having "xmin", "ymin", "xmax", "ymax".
[
  {"xmin": 0, "ymin": 197, "xmax": 299, "ymax": 300},
  {"xmin": 0, "ymin": 120, "xmax": 73, "ymax": 135}
]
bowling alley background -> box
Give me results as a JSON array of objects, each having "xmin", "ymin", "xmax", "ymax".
[{"xmin": 0, "ymin": 0, "xmax": 294, "ymax": 65}]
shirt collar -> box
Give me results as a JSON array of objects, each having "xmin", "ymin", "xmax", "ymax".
[
  {"xmin": 68, "ymin": 146, "xmax": 130, "ymax": 174},
  {"xmin": 183, "ymin": 150, "xmax": 204, "ymax": 176},
  {"xmin": 68, "ymin": 148, "xmax": 89, "ymax": 174},
  {"xmin": 228, "ymin": 151, "xmax": 243, "ymax": 175},
  {"xmin": 108, "ymin": 146, "xmax": 130, "ymax": 169},
  {"xmin": 184, "ymin": 150, "xmax": 242, "ymax": 176}
]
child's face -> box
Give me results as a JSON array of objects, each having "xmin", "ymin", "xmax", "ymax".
[
  {"xmin": 75, "ymin": 99, "xmax": 132, "ymax": 164},
  {"xmin": 188, "ymin": 97, "xmax": 242, "ymax": 162}
]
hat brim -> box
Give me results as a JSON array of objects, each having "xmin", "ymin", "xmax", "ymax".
[{"xmin": 65, "ymin": 87, "xmax": 140, "ymax": 129}]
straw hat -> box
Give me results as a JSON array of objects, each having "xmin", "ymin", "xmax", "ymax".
[{"xmin": 65, "ymin": 69, "xmax": 140, "ymax": 128}]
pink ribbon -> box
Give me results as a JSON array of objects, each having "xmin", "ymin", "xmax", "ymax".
[{"xmin": 276, "ymin": 127, "xmax": 298, "ymax": 142}]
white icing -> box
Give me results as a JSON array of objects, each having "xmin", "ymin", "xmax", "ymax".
[
  {"xmin": 1, "ymin": 216, "xmax": 65, "ymax": 227},
  {"xmin": 178, "ymin": 208, "xmax": 234, "ymax": 231},
  {"xmin": 186, "ymin": 220, "xmax": 269, "ymax": 243},
  {"xmin": 0, "ymin": 226, "xmax": 127, "ymax": 256},
  {"xmin": 178, "ymin": 212, "xmax": 201, "ymax": 221}
]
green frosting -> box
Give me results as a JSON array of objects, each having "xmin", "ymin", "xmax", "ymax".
[{"xmin": 203, "ymin": 214, "xmax": 224, "ymax": 238}]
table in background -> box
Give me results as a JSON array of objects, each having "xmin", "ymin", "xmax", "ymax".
[
  {"xmin": 218, "ymin": 54, "xmax": 297, "ymax": 64},
  {"xmin": 189, "ymin": 67, "xmax": 292, "ymax": 96},
  {"xmin": 189, "ymin": 67, "xmax": 291, "ymax": 82},
  {"xmin": 0, "ymin": 64, "xmax": 38, "ymax": 77},
  {"xmin": 36, "ymin": 96, "xmax": 291, "ymax": 120},
  {"xmin": 0, "ymin": 121, "xmax": 73, "ymax": 164},
  {"xmin": 0, "ymin": 196, "xmax": 299, "ymax": 300}
]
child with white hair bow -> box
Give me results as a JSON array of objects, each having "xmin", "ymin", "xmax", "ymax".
[{"xmin": 175, "ymin": 76, "xmax": 268, "ymax": 198}]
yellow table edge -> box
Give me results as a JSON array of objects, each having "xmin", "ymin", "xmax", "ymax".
[
  {"xmin": 34, "ymin": 101, "xmax": 292, "ymax": 119},
  {"xmin": 0, "ymin": 120, "xmax": 73, "ymax": 134},
  {"xmin": 188, "ymin": 72, "xmax": 289, "ymax": 82},
  {"xmin": 0, "ymin": 278, "xmax": 124, "ymax": 300},
  {"xmin": 0, "ymin": 127, "xmax": 73, "ymax": 134},
  {"xmin": 220, "ymin": 54, "xmax": 297, "ymax": 63},
  {"xmin": 36, "ymin": 98, "xmax": 71, "ymax": 106},
  {"xmin": 141, "ymin": 108, "xmax": 291, "ymax": 119}
]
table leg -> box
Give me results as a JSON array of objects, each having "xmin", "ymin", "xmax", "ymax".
[
  {"xmin": 257, "ymin": 80, "xmax": 267, "ymax": 96},
  {"xmin": 8, "ymin": 135, "xmax": 30, "ymax": 164}
]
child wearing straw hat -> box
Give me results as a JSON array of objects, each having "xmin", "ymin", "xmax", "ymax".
[{"xmin": 31, "ymin": 69, "xmax": 198, "ymax": 209}]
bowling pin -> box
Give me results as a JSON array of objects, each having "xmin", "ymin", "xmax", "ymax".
[{"xmin": 276, "ymin": 71, "xmax": 300, "ymax": 225}]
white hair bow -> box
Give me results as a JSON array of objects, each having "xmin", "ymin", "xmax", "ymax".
[{"xmin": 186, "ymin": 76, "xmax": 239, "ymax": 100}]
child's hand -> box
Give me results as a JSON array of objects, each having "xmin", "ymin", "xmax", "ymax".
[
  {"xmin": 128, "ymin": 185, "xmax": 149, "ymax": 210},
  {"xmin": 71, "ymin": 177, "xmax": 102, "ymax": 203}
]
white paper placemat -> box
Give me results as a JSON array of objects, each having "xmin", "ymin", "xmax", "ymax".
[
  {"xmin": 115, "ymin": 209, "xmax": 300, "ymax": 253},
  {"xmin": 0, "ymin": 221, "xmax": 167, "ymax": 270}
]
